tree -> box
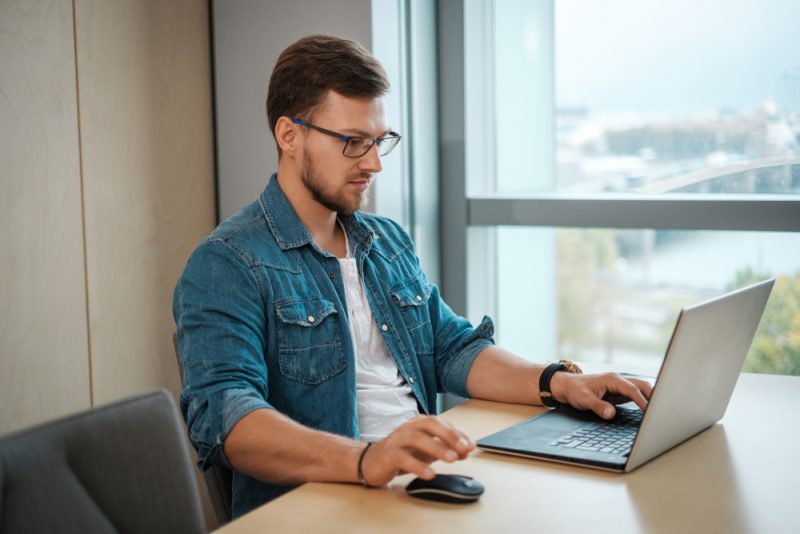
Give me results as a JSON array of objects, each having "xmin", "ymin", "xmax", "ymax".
[{"xmin": 727, "ymin": 268, "xmax": 800, "ymax": 375}]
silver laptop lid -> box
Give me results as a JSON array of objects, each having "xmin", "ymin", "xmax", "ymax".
[{"xmin": 626, "ymin": 279, "xmax": 774, "ymax": 471}]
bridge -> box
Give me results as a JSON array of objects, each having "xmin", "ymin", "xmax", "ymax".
[{"xmin": 634, "ymin": 155, "xmax": 800, "ymax": 193}]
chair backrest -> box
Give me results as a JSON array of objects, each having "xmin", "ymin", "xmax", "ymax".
[
  {"xmin": 172, "ymin": 332, "xmax": 233, "ymax": 525},
  {"xmin": 0, "ymin": 390, "xmax": 205, "ymax": 534}
]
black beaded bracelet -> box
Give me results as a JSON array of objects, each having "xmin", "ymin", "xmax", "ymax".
[{"xmin": 357, "ymin": 442, "xmax": 374, "ymax": 488}]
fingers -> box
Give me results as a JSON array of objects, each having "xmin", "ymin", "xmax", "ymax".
[
  {"xmin": 586, "ymin": 396, "xmax": 628, "ymax": 420},
  {"xmin": 586, "ymin": 396, "xmax": 618, "ymax": 420},
  {"xmin": 405, "ymin": 416, "xmax": 475, "ymax": 459},
  {"xmin": 594, "ymin": 376, "xmax": 649, "ymax": 418},
  {"xmin": 630, "ymin": 377, "xmax": 654, "ymax": 400},
  {"xmin": 605, "ymin": 376, "xmax": 650, "ymax": 413},
  {"xmin": 363, "ymin": 416, "xmax": 475, "ymax": 486},
  {"xmin": 401, "ymin": 428, "xmax": 461, "ymax": 463},
  {"xmin": 562, "ymin": 372, "xmax": 653, "ymax": 420}
]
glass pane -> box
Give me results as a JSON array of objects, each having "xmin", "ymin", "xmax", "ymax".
[
  {"xmin": 465, "ymin": 0, "xmax": 555, "ymax": 196},
  {"xmin": 465, "ymin": 0, "xmax": 800, "ymax": 195},
  {"xmin": 474, "ymin": 227, "xmax": 800, "ymax": 375},
  {"xmin": 556, "ymin": 0, "xmax": 800, "ymax": 194}
]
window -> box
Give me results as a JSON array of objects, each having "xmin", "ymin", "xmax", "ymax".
[
  {"xmin": 372, "ymin": 0, "xmax": 440, "ymax": 284},
  {"xmin": 441, "ymin": 0, "xmax": 800, "ymax": 375},
  {"xmin": 486, "ymin": 227, "xmax": 800, "ymax": 375},
  {"xmin": 555, "ymin": 0, "xmax": 800, "ymax": 195}
]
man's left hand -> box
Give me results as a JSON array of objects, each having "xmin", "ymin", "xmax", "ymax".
[{"xmin": 550, "ymin": 372, "xmax": 653, "ymax": 419}]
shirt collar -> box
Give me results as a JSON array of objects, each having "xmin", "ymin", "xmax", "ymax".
[
  {"xmin": 259, "ymin": 173, "xmax": 374, "ymax": 253},
  {"xmin": 339, "ymin": 212, "xmax": 374, "ymax": 255}
]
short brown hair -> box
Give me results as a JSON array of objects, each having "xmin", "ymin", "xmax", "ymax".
[{"xmin": 266, "ymin": 34, "xmax": 390, "ymax": 153}]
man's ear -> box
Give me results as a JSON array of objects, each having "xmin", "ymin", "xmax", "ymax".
[{"xmin": 275, "ymin": 116, "xmax": 300, "ymax": 157}]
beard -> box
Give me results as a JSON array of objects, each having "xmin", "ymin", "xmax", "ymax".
[{"xmin": 300, "ymin": 150, "xmax": 370, "ymax": 215}]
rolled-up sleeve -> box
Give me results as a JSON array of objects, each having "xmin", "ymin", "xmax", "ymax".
[
  {"xmin": 173, "ymin": 239, "xmax": 273, "ymax": 470},
  {"xmin": 427, "ymin": 282, "xmax": 496, "ymax": 397}
]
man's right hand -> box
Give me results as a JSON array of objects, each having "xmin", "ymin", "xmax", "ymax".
[{"xmin": 359, "ymin": 415, "xmax": 476, "ymax": 486}]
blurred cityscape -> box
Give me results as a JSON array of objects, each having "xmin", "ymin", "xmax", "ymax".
[
  {"xmin": 556, "ymin": 97, "xmax": 800, "ymax": 194},
  {"xmin": 550, "ymin": 74, "xmax": 800, "ymax": 374},
  {"xmin": 552, "ymin": 94, "xmax": 800, "ymax": 374}
]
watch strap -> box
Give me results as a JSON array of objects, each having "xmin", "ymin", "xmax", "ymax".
[{"xmin": 539, "ymin": 360, "xmax": 583, "ymax": 408}]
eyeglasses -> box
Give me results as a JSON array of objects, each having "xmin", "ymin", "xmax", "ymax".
[{"xmin": 291, "ymin": 118, "xmax": 402, "ymax": 158}]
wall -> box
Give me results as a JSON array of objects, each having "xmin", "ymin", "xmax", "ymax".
[
  {"xmin": 212, "ymin": 0, "xmax": 373, "ymax": 219},
  {"xmin": 1, "ymin": 0, "xmax": 91, "ymax": 433},
  {"xmin": 1, "ymin": 0, "xmax": 217, "ymax": 526},
  {"xmin": 0, "ymin": 0, "xmax": 215, "ymax": 445},
  {"xmin": 75, "ymin": 0, "xmax": 216, "ymax": 405}
]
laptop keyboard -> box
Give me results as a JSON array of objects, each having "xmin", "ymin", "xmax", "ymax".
[{"xmin": 548, "ymin": 407, "xmax": 644, "ymax": 456}]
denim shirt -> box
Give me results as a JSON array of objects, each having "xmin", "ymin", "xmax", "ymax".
[{"xmin": 173, "ymin": 174, "xmax": 495, "ymax": 517}]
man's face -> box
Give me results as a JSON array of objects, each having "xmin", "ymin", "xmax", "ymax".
[{"xmin": 298, "ymin": 91, "xmax": 389, "ymax": 215}]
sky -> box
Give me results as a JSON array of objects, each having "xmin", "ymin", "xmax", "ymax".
[{"xmin": 555, "ymin": 0, "xmax": 800, "ymax": 113}]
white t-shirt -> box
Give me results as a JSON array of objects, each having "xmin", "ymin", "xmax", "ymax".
[{"xmin": 338, "ymin": 224, "xmax": 419, "ymax": 442}]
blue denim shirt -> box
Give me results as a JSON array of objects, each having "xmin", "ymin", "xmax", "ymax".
[{"xmin": 173, "ymin": 174, "xmax": 494, "ymax": 517}]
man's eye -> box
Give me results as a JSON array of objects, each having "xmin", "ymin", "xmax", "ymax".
[{"xmin": 349, "ymin": 138, "xmax": 371, "ymax": 149}]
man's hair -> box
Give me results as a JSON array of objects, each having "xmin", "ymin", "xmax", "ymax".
[{"xmin": 266, "ymin": 34, "xmax": 390, "ymax": 154}]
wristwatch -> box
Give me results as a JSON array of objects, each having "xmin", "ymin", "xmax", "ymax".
[{"xmin": 539, "ymin": 360, "xmax": 583, "ymax": 408}]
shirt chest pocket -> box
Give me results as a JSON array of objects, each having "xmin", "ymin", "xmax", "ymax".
[
  {"xmin": 275, "ymin": 298, "xmax": 346, "ymax": 384},
  {"xmin": 390, "ymin": 277, "xmax": 434, "ymax": 355}
]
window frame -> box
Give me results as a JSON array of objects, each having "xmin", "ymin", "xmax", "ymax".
[{"xmin": 438, "ymin": 0, "xmax": 800, "ymax": 320}]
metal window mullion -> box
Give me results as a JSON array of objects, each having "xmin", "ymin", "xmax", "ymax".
[
  {"xmin": 438, "ymin": 0, "xmax": 468, "ymax": 315},
  {"xmin": 468, "ymin": 196, "xmax": 800, "ymax": 232},
  {"xmin": 400, "ymin": 0, "xmax": 415, "ymax": 240}
]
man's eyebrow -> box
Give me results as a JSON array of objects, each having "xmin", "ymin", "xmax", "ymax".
[{"xmin": 342, "ymin": 127, "xmax": 393, "ymax": 137}]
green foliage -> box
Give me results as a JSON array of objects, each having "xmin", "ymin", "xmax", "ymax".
[
  {"xmin": 727, "ymin": 268, "xmax": 800, "ymax": 375},
  {"xmin": 556, "ymin": 229, "xmax": 618, "ymax": 355},
  {"xmin": 555, "ymin": 231, "xmax": 800, "ymax": 376}
]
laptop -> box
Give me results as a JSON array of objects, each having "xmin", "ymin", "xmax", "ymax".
[{"xmin": 477, "ymin": 279, "xmax": 774, "ymax": 473}]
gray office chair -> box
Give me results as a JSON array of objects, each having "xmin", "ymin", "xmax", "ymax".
[
  {"xmin": 172, "ymin": 333, "xmax": 233, "ymax": 525},
  {"xmin": 0, "ymin": 389, "xmax": 205, "ymax": 534}
]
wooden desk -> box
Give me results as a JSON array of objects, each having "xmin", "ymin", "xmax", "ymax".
[{"xmin": 217, "ymin": 372, "xmax": 799, "ymax": 534}]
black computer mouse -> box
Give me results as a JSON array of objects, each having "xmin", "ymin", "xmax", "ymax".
[{"xmin": 405, "ymin": 474, "xmax": 485, "ymax": 504}]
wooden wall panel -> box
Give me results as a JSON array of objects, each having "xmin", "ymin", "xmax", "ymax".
[
  {"xmin": 0, "ymin": 0, "xmax": 91, "ymax": 435},
  {"xmin": 74, "ymin": 0, "xmax": 216, "ymax": 404}
]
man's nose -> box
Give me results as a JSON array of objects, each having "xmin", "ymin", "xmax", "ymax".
[{"xmin": 358, "ymin": 143, "xmax": 383, "ymax": 173}]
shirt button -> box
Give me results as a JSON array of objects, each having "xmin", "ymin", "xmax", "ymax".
[
  {"xmin": 415, "ymin": 295, "xmax": 423, "ymax": 302},
  {"xmin": 308, "ymin": 315, "xmax": 315, "ymax": 323},
  {"xmin": 329, "ymin": 273, "xmax": 336, "ymax": 280},
  {"xmin": 381, "ymin": 324, "xmax": 389, "ymax": 331},
  {"xmin": 408, "ymin": 377, "xmax": 415, "ymax": 384}
]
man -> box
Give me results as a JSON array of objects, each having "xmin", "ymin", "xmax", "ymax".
[{"xmin": 174, "ymin": 34, "xmax": 651, "ymax": 518}]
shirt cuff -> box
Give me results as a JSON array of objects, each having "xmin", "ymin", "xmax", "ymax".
[
  {"xmin": 442, "ymin": 316, "xmax": 495, "ymax": 397},
  {"xmin": 205, "ymin": 388, "xmax": 274, "ymax": 471}
]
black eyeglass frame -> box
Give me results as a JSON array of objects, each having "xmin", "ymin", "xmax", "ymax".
[{"xmin": 291, "ymin": 118, "xmax": 402, "ymax": 158}]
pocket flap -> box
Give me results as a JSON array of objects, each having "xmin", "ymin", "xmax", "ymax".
[
  {"xmin": 390, "ymin": 277, "xmax": 432, "ymax": 307},
  {"xmin": 275, "ymin": 298, "xmax": 338, "ymax": 327}
]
